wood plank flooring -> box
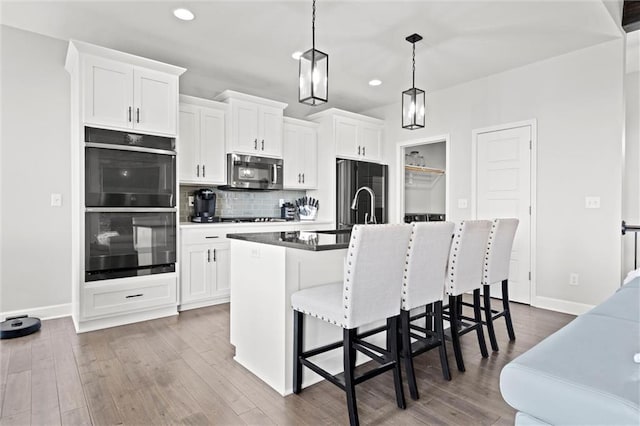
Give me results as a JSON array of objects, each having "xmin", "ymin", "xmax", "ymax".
[{"xmin": 0, "ymin": 301, "xmax": 574, "ymax": 425}]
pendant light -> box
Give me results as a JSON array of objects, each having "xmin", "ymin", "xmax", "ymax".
[
  {"xmin": 402, "ymin": 33, "xmax": 425, "ymax": 129},
  {"xmin": 299, "ymin": 0, "xmax": 328, "ymax": 106}
]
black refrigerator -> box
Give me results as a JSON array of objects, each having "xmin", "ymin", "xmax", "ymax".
[{"xmin": 336, "ymin": 159, "xmax": 388, "ymax": 228}]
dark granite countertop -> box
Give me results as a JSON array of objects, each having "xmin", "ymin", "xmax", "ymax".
[{"xmin": 226, "ymin": 230, "xmax": 351, "ymax": 251}]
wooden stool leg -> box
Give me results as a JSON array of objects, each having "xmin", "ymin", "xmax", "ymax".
[
  {"xmin": 435, "ymin": 301, "xmax": 451, "ymax": 381},
  {"xmin": 400, "ymin": 310, "xmax": 419, "ymax": 400},
  {"xmin": 483, "ymin": 285, "xmax": 499, "ymax": 352},
  {"xmin": 293, "ymin": 310, "xmax": 303, "ymax": 394},
  {"xmin": 344, "ymin": 328, "xmax": 359, "ymax": 426},
  {"xmin": 449, "ymin": 295, "xmax": 465, "ymax": 372},
  {"xmin": 502, "ymin": 279, "xmax": 516, "ymax": 341},
  {"xmin": 473, "ymin": 289, "xmax": 489, "ymax": 358},
  {"xmin": 389, "ymin": 316, "xmax": 406, "ymax": 409}
]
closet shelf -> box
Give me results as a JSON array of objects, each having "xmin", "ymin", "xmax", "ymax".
[{"xmin": 405, "ymin": 165, "xmax": 445, "ymax": 175}]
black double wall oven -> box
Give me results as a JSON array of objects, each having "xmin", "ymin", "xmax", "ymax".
[{"xmin": 84, "ymin": 128, "xmax": 177, "ymax": 282}]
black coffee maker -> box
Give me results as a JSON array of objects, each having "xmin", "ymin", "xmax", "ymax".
[{"xmin": 192, "ymin": 189, "xmax": 217, "ymax": 223}]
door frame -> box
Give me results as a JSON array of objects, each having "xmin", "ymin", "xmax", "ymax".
[
  {"xmin": 471, "ymin": 119, "xmax": 537, "ymax": 305},
  {"xmin": 396, "ymin": 134, "xmax": 450, "ymax": 224}
]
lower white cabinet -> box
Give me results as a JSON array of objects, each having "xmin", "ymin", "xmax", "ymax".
[{"xmin": 180, "ymin": 231, "xmax": 230, "ymax": 310}]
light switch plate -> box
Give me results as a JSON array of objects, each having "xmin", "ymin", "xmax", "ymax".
[
  {"xmin": 51, "ymin": 193, "xmax": 62, "ymax": 207},
  {"xmin": 458, "ymin": 198, "xmax": 468, "ymax": 209},
  {"xmin": 585, "ymin": 196, "xmax": 600, "ymax": 209},
  {"xmin": 188, "ymin": 196, "xmax": 195, "ymax": 207}
]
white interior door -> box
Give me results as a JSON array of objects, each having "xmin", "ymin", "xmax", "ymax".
[{"xmin": 476, "ymin": 125, "xmax": 531, "ymax": 304}]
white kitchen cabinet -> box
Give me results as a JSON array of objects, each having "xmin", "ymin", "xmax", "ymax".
[
  {"xmin": 83, "ymin": 55, "xmax": 180, "ymax": 136},
  {"xmin": 179, "ymin": 228, "xmax": 231, "ymax": 311},
  {"xmin": 283, "ymin": 118, "xmax": 318, "ymax": 189},
  {"xmin": 215, "ymin": 90, "xmax": 287, "ymax": 158},
  {"xmin": 333, "ymin": 115, "xmax": 383, "ymax": 162},
  {"xmin": 179, "ymin": 95, "xmax": 227, "ymax": 185}
]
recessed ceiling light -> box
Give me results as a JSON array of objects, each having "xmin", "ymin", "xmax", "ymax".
[
  {"xmin": 291, "ymin": 51, "xmax": 303, "ymax": 60},
  {"xmin": 369, "ymin": 79, "xmax": 382, "ymax": 86},
  {"xmin": 173, "ymin": 8, "xmax": 195, "ymax": 21}
]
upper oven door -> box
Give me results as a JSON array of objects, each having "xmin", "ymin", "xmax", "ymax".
[
  {"xmin": 227, "ymin": 154, "xmax": 283, "ymax": 190},
  {"xmin": 85, "ymin": 147, "xmax": 176, "ymax": 207}
]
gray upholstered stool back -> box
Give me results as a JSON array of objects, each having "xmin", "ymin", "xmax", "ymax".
[
  {"xmin": 483, "ymin": 218, "xmax": 519, "ymax": 285},
  {"xmin": 402, "ymin": 222, "xmax": 455, "ymax": 311},
  {"xmin": 446, "ymin": 220, "xmax": 492, "ymax": 297},
  {"xmin": 343, "ymin": 224, "xmax": 412, "ymax": 329}
]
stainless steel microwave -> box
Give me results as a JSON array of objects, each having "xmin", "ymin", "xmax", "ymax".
[{"xmin": 224, "ymin": 154, "xmax": 283, "ymax": 190}]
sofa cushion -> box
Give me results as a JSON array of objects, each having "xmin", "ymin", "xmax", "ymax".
[{"xmin": 500, "ymin": 312, "xmax": 640, "ymax": 425}]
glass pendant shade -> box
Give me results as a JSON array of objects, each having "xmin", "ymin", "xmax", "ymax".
[
  {"xmin": 402, "ymin": 87, "xmax": 425, "ymax": 129},
  {"xmin": 299, "ymin": 48, "xmax": 328, "ymax": 106}
]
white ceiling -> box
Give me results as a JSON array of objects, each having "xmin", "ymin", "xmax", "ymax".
[{"xmin": 1, "ymin": 1, "xmax": 622, "ymax": 118}]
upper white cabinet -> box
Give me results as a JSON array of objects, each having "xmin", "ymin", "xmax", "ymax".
[
  {"xmin": 310, "ymin": 108, "xmax": 384, "ymax": 163},
  {"xmin": 283, "ymin": 118, "xmax": 318, "ymax": 189},
  {"xmin": 214, "ymin": 90, "xmax": 287, "ymax": 158},
  {"xmin": 68, "ymin": 40, "xmax": 185, "ymax": 137},
  {"xmin": 179, "ymin": 95, "xmax": 227, "ymax": 185}
]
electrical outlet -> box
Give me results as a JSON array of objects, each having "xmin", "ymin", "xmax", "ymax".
[
  {"xmin": 279, "ymin": 198, "xmax": 285, "ymax": 207},
  {"xmin": 569, "ymin": 273, "xmax": 579, "ymax": 286},
  {"xmin": 585, "ymin": 196, "xmax": 600, "ymax": 209},
  {"xmin": 50, "ymin": 193, "xmax": 62, "ymax": 207},
  {"xmin": 188, "ymin": 196, "xmax": 194, "ymax": 207},
  {"xmin": 458, "ymin": 198, "xmax": 468, "ymax": 209}
]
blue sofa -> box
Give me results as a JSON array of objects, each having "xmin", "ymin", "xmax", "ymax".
[{"xmin": 500, "ymin": 277, "xmax": 640, "ymax": 425}]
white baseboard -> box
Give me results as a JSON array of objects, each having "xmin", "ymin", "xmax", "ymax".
[
  {"xmin": 532, "ymin": 296, "xmax": 594, "ymax": 316},
  {"xmin": 1, "ymin": 303, "xmax": 71, "ymax": 321}
]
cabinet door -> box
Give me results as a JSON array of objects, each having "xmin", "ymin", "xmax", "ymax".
[
  {"xmin": 334, "ymin": 117, "xmax": 360, "ymax": 160},
  {"xmin": 283, "ymin": 124, "xmax": 302, "ymax": 188},
  {"xmin": 83, "ymin": 56, "xmax": 133, "ymax": 130},
  {"xmin": 360, "ymin": 124, "xmax": 382, "ymax": 162},
  {"xmin": 200, "ymin": 107, "xmax": 226, "ymax": 184},
  {"xmin": 300, "ymin": 126, "xmax": 317, "ymax": 189},
  {"xmin": 178, "ymin": 104, "xmax": 200, "ymax": 182},
  {"xmin": 231, "ymin": 100, "xmax": 259, "ymax": 154},
  {"xmin": 259, "ymin": 106, "xmax": 283, "ymax": 157},
  {"xmin": 180, "ymin": 244, "xmax": 213, "ymax": 304},
  {"xmin": 213, "ymin": 244, "xmax": 230, "ymax": 294},
  {"xmin": 133, "ymin": 68, "xmax": 178, "ymax": 136}
]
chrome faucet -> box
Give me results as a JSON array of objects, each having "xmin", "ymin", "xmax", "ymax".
[{"xmin": 350, "ymin": 186, "xmax": 377, "ymax": 224}]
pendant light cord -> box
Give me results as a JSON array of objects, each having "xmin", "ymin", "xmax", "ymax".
[
  {"xmin": 312, "ymin": 0, "xmax": 316, "ymax": 51},
  {"xmin": 412, "ymin": 42, "xmax": 416, "ymax": 88}
]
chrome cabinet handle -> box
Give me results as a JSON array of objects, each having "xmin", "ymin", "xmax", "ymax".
[
  {"xmin": 128, "ymin": 106, "xmax": 132, "ymax": 122},
  {"xmin": 298, "ymin": 173, "xmax": 301, "ymax": 183},
  {"xmin": 213, "ymin": 249, "xmax": 217, "ymax": 262},
  {"xmin": 197, "ymin": 164, "xmax": 200, "ymax": 177},
  {"xmin": 125, "ymin": 294, "xmax": 143, "ymax": 299},
  {"xmin": 207, "ymin": 249, "xmax": 211, "ymax": 263},
  {"xmin": 261, "ymin": 140, "xmax": 264, "ymax": 150},
  {"xmin": 254, "ymin": 139, "xmax": 258, "ymax": 150},
  {"xmin": 302, "ymin": 173, "xmax": 305, "ymax": 184},
  {"xmin": 205, "ymin": 236, "xmax": 219, "ymax": 239},
  {"xmin": 362, "ymin": 146, "xmax": 366, "ymax": 156},
  {"xmin": 202, "ymin": 165, "xmax": 206, "ymax": 177},
  {"xmin": 358, "ymin": 145, "xmax": 361, "ymax": 155},
  {"xmin": 136, "ymin": 108, "xmax": 140, "ymax": 123}
]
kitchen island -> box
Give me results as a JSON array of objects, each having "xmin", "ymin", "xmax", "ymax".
[{"xmin": 228, "ymin": 229, "xmax": 372, "ymax": 396}]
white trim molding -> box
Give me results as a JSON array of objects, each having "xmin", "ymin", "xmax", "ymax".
[
  {"xmin": 1, "ymin": 303, "xmax": 71, "ymax": 321},
  {"xmin": 533, "ymin": 296, "xmax": 594, "ymax": 316},
  {"xmin": 395, "ymin": 134, "xmax": 451, "ymax": 224}
]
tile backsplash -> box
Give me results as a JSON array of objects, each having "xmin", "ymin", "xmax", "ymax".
[{"xmin": 179, "ymin": 185, "xmax": 306, "ymax": 222}]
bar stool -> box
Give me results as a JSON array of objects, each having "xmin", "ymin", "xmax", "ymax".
[
  {"xmin": 482, "ymin": 218, "xmax": 519, "ymax": 352},
  {"xmin": 291, "ymin": 224, "xmax": 412, "ymax": 426},
  {"xmin": 401, "ymin": 221, "xmax": 455, "ymax": 400},
  {"xmin": 444, "ymin": 220, "xmax": 492, "ymax": 372}
]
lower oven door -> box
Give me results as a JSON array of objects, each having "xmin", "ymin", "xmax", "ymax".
[{"xmin": 85, "ymin": 210, "xmax": 176, "ymax": 282}]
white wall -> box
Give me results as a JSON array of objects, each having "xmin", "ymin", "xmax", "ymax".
[
  {"xmin": 623, "ymin": 70, "xmax": 640, "ymax": 274},
  {"xmin": 370, "ymin": 39, "xmax": 625, "ymax": 310},
  {"xmin": 1, "ymin": 25, "xmax": 72, "ymax": 315}
]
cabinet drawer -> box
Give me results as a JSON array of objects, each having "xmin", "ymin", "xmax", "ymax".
[
  {"xmin": 181, "ymin": 228, "xmax": 229, "ymax": 245},
  {"xmin": 83, "ymin": 275, "xmax": 177, "ymax": 319}
]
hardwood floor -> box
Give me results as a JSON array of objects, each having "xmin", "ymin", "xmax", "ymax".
[{"xmin": 0, "ymin": 301, "xmax": 574, "ymax": 425}]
